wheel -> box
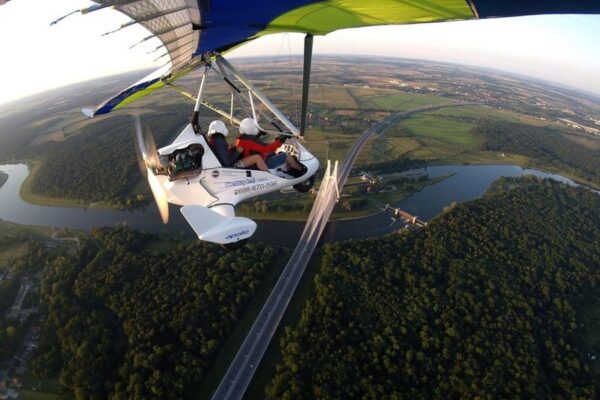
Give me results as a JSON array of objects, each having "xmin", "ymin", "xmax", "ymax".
[
  {"xmin": 293, "ymin": 174, "xmax": 315, "ymax": 193},
  {"xmin": 221, "ymin": 238, "xmax": 249, "ymax": 251}
]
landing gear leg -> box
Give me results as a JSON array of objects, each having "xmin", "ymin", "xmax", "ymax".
[{"xmin": 293, "ymin": 174, "xmax": 315, "ymax": 193}]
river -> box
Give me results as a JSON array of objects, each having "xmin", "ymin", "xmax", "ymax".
[{"xmin": 0, "ymin": 163, "xmax": 586, "ymax": 247}]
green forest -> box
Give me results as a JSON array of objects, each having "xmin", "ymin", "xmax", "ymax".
[
  {"xmin": 472, "ymin": 120, "xmax": 600, "ymax": 185},
  {"xmin": 24, "ymin": 111, "xmax": 187, "ymax": 208},
  {"xmin": 266, "ymin": 178, "xmax": 600, "ymax": 399},
  {"xmin": 31, "ymin": 228, "xmax": 284, "ymax": 399}
]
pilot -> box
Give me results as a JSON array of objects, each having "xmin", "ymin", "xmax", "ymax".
[
  {"xmin": 235, "ymin": 118, "xmax": 304, "ymax": 175},
  {"xmin": 207, "ymin": 120, "xmax": 269, "ymax": 171}
]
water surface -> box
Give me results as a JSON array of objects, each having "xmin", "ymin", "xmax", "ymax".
[{"xmin": 0, "ymin": 163, "xmax": 586, "ymax": 246}]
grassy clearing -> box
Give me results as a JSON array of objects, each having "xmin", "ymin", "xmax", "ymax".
[
  {"xmin": 367, "ymin": 91, "xmax": 449, "ymax": 111},
  {"xmin": 18, "ymin": 373, "xmax": 62, "ymax": 400},
  {"xmin": 311, "ymin": 87, "xmax": 359, "ymax": 109},
  {"xmin": 195, "ymin": 247, "xmax": 291, "ymax": 399},
  {"xmin": 426, "ymin": 105, "xmax": 519, "ymax": 123},
  {"xmin": 362, "ymin": 137, "xmax": 421, "ymax": 165},
  {"xmin": 0, "ymin": 242, "xmax": 31, "ymax": 265},
  {"xmin": 0, "ymin": 221, "xmax": 80, "ymax": 263},
  {"xmin": 396, "ymin": 113, "xmax": 479, "ymax": 147},
  {"xmin": 0, "ymin": 220, "xmax": 52, "ymax": 240},
  {"xmin": 16, "ymin": 390, "xmax": 59, "ymax": 400},
  {"xmin": 562, "ymin": 132, "xmax": 600, "ymax": 151}
]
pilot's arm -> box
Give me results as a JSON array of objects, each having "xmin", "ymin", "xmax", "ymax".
[{"xmin": 214, "ymin": 137, "xmax": 241, "ymax": 167}]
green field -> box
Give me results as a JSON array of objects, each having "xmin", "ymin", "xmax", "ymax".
[
  {"xmin": 5, "ymin": 58, "xmax": 598, "ymax": 211},
  {"xmin": 0, "ymin": 220, "xmax": 53, "ymax": 240},
  {"xmin": 0, "ymin": 240, "xmax": 32, "ymax": 265},
  {"xmin": 18, "ymin": 374, "xmax": 62, "ymax": 400},
  {"xmin": 365, "ymin": 90, "xmax": 450, "ymax": 111},
  {"xmin": 397, "ymin": 114, "xmax": 478, "ymax": 147},
  {"xmin": 0, "ymin": 221, "xmax": 79, "ymax": 264},
  {"xmin": 16, "ymin": 391, "xmax": 59, "ymax": 400}
]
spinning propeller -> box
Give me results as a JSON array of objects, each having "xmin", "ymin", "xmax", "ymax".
[{"xmin": 133, "ymin": 115, "xmax": 169, "ymax": 224}]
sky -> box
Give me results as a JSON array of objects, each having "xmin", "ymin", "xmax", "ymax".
[{"xmin": 0, "ymin": 0, "xmax": 599, "ymax": 106}]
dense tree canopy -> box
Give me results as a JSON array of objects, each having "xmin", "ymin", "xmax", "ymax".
[
  {"xmin": 26, "ymin": 112, "xmax": 186, "ymax": 208},
  {"xmin": 32, "ymin": 228, "xmax": 282, "ymax": 399},
  {"xmin": 473, "ymin": 120, "xmax": 600, "ymax": 184},
  {"xmin": 267, "ymin": 178, "xmax": 600, "ymax": 399}
]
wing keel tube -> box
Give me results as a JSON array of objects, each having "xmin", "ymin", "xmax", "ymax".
[{"xmin": 300, "ymin": 33, "xmax": 313, "ymax": 136}]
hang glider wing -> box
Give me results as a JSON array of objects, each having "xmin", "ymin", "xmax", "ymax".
[{"xmin": 81, "ymin": 0, "xmax": 600, "ymax": 117}]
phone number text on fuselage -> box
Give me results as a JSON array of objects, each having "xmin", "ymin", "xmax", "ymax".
[{"xmin": 234, "ymin": 181, "xmax": 277, "ymax": 195}]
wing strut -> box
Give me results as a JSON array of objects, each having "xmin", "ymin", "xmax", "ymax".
[
  {"xmin": 300, "ymin": 34, "xmax": 313, "ymax": 137},
  {"xmin": 191, "ymin": 65, "xmax": 209, "ymax": 134}
]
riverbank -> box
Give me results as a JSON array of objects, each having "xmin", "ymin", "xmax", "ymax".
[
  {"xmin": 13, "ymin": 159, "xmax": 452, "ymax": 222},
  {"xmin": 16, "ymin": 149, "xmax": 600, "ymax": 219},
  {"xmin": 237, "ymin": 174, "xmax": 452, "ymax": 222},
  {"xmin": 1, "ymin": 163, "xmax": 594, "ymax": 246},
  {"xmin": 19, "ymin": 160, "xmax": 96, "ymax": 208},
  {"xmin": 429, "ymin": 156, "xmax": 600, "ymax": 191}
]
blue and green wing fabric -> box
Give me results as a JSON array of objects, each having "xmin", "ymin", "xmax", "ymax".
[{"xmin": 86, "ymin": 0, "xmax": 600, "ymax": 116}]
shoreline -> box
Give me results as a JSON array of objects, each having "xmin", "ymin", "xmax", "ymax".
[
  {"xmin": 5, "ymin": 159, "xmax": 598, "ymax": 225},
  {"xmin": 427, "ymin": 158, "xmax": 600, "ymax": 191},
  {"xmin": 18, "ymin": 159, "xmax": 140, "ymax": 210}
]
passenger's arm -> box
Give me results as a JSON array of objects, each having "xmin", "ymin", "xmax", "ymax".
[
  {"xmin": 263, "ymin": 138, "xmax": 283, "ymax": 153},
  {"xmin": 248, "ymin": 138, "xmax": 282, "ymax": 154}
]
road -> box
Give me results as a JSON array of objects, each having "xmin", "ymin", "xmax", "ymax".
[
  {"xmin": 211, "ymin": 102, "xmax": 476, "ymax": 400},
  {"xmin": 52, "ymin": 230, "xmax": 81, "ymax": 249}
]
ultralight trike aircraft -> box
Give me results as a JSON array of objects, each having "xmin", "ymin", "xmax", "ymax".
[{"xmin": 121, "ymin": 53, "xmax": 320, "ymax": 249}]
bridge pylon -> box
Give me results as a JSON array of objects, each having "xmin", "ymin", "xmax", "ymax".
[{"xmin": 321, "ymin": 160, "xmax": 340, "ymax": 201}]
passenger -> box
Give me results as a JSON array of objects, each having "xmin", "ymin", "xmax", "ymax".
[
  {"xmin": 207, "ymin": 120, "xmax": 268, "ymax": 171},
  {"xmin": 235, "ymin": 118, "xmax": 304, "ymax": 175}
]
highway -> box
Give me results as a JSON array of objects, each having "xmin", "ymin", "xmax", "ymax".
[{"xmin": 211, "ymin": 102, "xmax": 476, "ymax": 400}]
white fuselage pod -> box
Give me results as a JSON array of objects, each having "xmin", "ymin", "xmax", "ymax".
[{"xmin": 155, "ymin": 124, "xmax": 319, "ymax": 244}]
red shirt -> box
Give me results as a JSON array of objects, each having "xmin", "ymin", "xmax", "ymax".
[{"xmin": 235, "ymin": 136, "xmax": 282, "ymax": 160}]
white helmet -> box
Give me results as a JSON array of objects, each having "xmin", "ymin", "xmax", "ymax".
[
  {"xmin": 239, "ymin": 117, "xmax": 259, "ymax": 136},
  {"xmin": 207, "ymin": 120, "xmax": 228, "ymax": 137}
]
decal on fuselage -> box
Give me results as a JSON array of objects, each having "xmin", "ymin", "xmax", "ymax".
[
  {"xmin": 233, "ymin": 180, "xmax": 277, "ymax": 195},
  {"xmin": 225, "ymin": 229, "xmax": 250, "ymax": 240},
  {"xmin": 224, "ymin": 177, "xmax": 268, "ymax": 188}
]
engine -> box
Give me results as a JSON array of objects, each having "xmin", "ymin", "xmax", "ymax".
[{"xmin": 160, "ymin": 143, "xmax": 204, "ymax": 181}]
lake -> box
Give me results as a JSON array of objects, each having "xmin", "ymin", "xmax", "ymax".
[{"xmin": 0, "ymin": 163, "xmax": 585, "ymax": 246}]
